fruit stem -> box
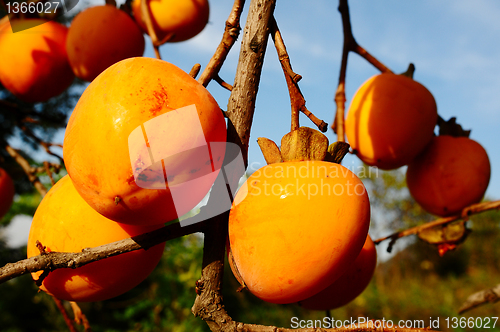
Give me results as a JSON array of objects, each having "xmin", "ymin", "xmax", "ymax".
[
  {"xmin": 326, "ymin": 141, "xmax": 350, "ymax": 164},
  {"xmin": 400, "ymin": 63, "xmax": 415, "ymax": 79}
]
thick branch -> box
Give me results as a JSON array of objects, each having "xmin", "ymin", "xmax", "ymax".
[
  {"xmin": 458, "ymin": 283, "xmax": 500, "ymax": 314},
  {"xmin": 0, "ymin": 219, "xmax": 205, "ymax": 284},
  {"xmin": 197, "ymin": 0, "xmax": 245, "ymax": 87},
  {"xmin": 191, "ymin": 1, "xmax": 275, "ymax": 331},
  {"xmin": 374, "ymin": 200, "xmax": 500, "ymax": 249}
]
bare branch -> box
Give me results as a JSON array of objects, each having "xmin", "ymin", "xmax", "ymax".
[
  {"xmin": 270, "ymin": 17, "xmax": 327, "ymax": 133},
  {"xmin": 191, "ymin": 1, "xmax": 275, "ymax": 331},
  {"xmin": 332, "ymin": 0, "xmax": 393, "ymax": 141},
  {"xmin": 374, "ymin": 200, "xmax": 500, "ymax": 249},
  {"xmin": 458, "ymin": 283, "xmax": 500, "ymax": 314},
  {"xmin": 2, "ymin": 143, "xmax": 48, "ymax": 196},
  {"xmin": 0, "ymin": 219, "xmax": 205, "ymax": 284},
  {"xmin": 197, "ymin": 0, "xmax": 245, "ymax": 87}
]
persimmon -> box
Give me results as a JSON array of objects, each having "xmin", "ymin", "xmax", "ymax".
[
  {"xmin": 406, "ymin": 135, "xmax": 490, "ymax": 217},
  {"xmin": 63, "ymin": 57, "xmax": 226, "ymax": 225},
  {"xmin": 26, "ymin": 175, "xmax": 166, "ymax": 302},
  {"xmin": 66, "ymin": 5, "xmax": 145, "ymax": 82},
  {"xmin": 299, "ymin": 235, "xmax": 377, "ymax": 310},
  {"xmin": 0, "ymin": 168, "xmax": 15, "ymax": 220},
  {"xmin": 131, "ymin": 0, "xmax": 209, "ymax": 42},
  {"xmin": 228, "ymin": 161, "xmax": 370, "ymax": 304},
  {"xmin": 0, "ymin": 19, "xmax": 74, "ymax": 103},
  {"xmin": 345, "ymin": 73, "xmax": 438, "ymax": 170}
]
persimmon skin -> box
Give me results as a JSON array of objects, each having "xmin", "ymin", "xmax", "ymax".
[
  {"xmin": 228, "ymin": 161, "xmax": 370, "ymax": 304},
  {"xmin": 132, "ymin": 0, "xmax": 209, "ymax": 42},
  {"xmin": 26, "ymin": 175, "xmax": 166, "ymax": 302},
  {"xmin": 345, "ymin": 73, "xmax": 437, "ymax": 170},
  {"xmin": 63, "ymin": 57, "xmax": 226, "ymax": 225},
  {"xmin": 299, "ymin": 235, "xmax": 377, "ymax": 311},
  {"xmin": 0, "ymin": 168, "xmax": 15, "ymax": 220},
  {"xmin": 0, "ymin": 19, "xmax": 74, "ymax": 103},
  {"xmin": 406, "ymin": 135, "xmax": 490, "ymax": 217},
  {"xmin": 66, "ymin": 5, "xmax": 145, "ymax": 82}
]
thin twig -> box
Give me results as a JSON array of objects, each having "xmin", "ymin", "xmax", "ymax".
[
  {"xmin": 3, "ymin": 143, "xmax": 48, "ymax": 196},
  {"xmin": 333, "ymin": 0, "xmax": 393, "ymax": 141},
  {"xmin": 197, "ymin": 0, "xmax": 245, "ymax": 87},
  {"xmin": 52, "ymin": 297, "xmax": 78, "ymax": 332},
  {"xmin": 458, "ymin": 283, "xmax": 500, "ymax": 314},
  {"xmin": 270, "ymin": 17, "xmax": 327, "ymax": 133},
  {"xmin": 374, "ymin": 200, "xmax": 500, "ymax": 247}
]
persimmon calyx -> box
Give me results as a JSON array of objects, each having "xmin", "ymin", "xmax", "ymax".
[
  {"xmin": 281, "ymin": 127, "xmax": 328, "ymax": 162},
  {"xmin": 257, "ymin": 137, "xmax": 283, "ymax": 165},
  {"xmin": 324, "ymin": 141, "xmax": 350, "ymax": 164},
  {"xmin": 257, "ymin": 127, "xmax": 350, "ymax": 164},
  {"xmin": 437, "ymin": 116, "xmax": 471, "ymax": 137}
]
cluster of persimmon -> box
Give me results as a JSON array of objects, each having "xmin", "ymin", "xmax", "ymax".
[
  {"xmin": 0, "ymin": 0, "xmax": 209, "ymax": 101},
  {"xmin": 27, "ymin": 56, "xmax": 226, "ymax": 302},
  {"xmin": 345, "ymin": 68, "xmax": 491, "ymax": 217}
]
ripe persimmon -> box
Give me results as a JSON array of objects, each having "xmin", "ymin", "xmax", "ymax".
[
  {"xmin": 66, "ymin": 5, "xmax": 145, "ymax": 82},
  {"xmin": 299, "ymin": 235, "xmax": 377, "ymax": 310},
  {"xmin": 0, "ymin": 168, "xmax": 15, "ymax": 220},
  {"xmin": 132, "ymin": 0, "xmax": 209, "ymax": 42},
  {"xmin": 406, "ymin": 135, "xmax": 490, "ymax": 217},
  {"xmin": 27, "ymin": 175, "xmax": 166, "ymax": 302},
  {"xmin": 228, "ymin": 161, "xmax": 370, "ymax": 304},
  {"xmin": 0, "ymin": 19, "xmax": 74, "ymax": 103},
  {"xmin": 63, "ymin": 57, "xmax": 226, "ymax": 225},
  {"xmin": 345, "ymin": 73, "xmax": 437, "ymax": 170}
]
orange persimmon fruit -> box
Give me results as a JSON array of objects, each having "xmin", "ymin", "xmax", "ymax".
[
  {"xmin": 63, "ymin": 57, "xmax": 226, "ymax": 226},
  {"xmin": 299, "ymin": 235, "xmax": 377, "ymax": 310},
  {"xmin": 345, "ymin": 73, "xmax": 438, "ymax": 170},
  {"xmin": 0, "ymin": 168, "xmax": 15, "ymax": 220},
  {"xmin": 406, "ymin": 135, "xmax": 490, "ymax": 217},
  {"xmin": 131, "ymin": 0, "xmax": 209, "ymax": 42},
  {"xmin": 27, "ymin": 175, "xmax": 166, "ymax": 302},
  {"xmin": 228, "ymin": 161, "xmax": 370, "ymax": 304},
  {"xmin": 0, "ymin": 19, "xmax": 74, "ymax": 103},
  {"xmin": 66, "ymin": 5, "xmax": 145, "ymax": 82}
]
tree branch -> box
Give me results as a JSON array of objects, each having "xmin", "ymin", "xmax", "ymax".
[
  {"xmin": 458, "ymin": 283, "xmax": 500, "ymax": 314},
  {"xmin": 269, "ymin": 16, "xmax": 327, "ymax": 133},
  {"xmin": 197, "ymin": 0, "xmax": 245, "ymax": 87},
  {"xmin": 374, "ymin": 200, "xmax": 500, "ymax": 251},
  {"xmin": 2, "ymin": 142, "xmax": 48, "ymax": 196},
  {"xmin": 0, "ymin": 218, "xmax": 205, "ymax": 284},
  {"xmin": 332, "ymin": 0, "xmax": 393, "ymax": 142},
  {"xmin": 191, "ymin": 1, "xmax": 275, "ymax": 331}
]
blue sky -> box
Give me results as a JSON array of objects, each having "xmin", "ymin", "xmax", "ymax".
[{"xmin": 4, "ymin": 0, "xmax": 500, "ymax": 247}]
